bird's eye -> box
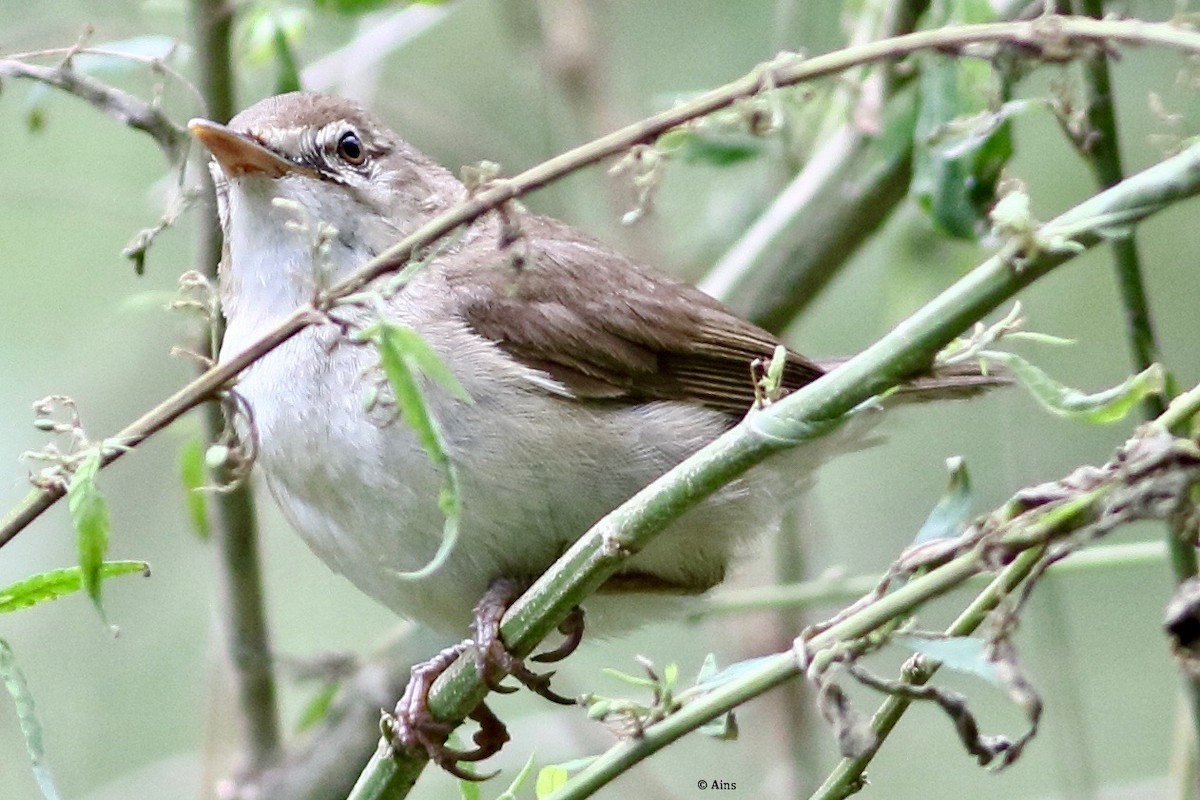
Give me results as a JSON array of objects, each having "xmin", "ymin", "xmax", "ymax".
[{"xmin": 336, "ymin": 131, "xmax": 366, "ymax": 166}]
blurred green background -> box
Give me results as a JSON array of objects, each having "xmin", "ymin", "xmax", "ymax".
[{"xmin": 1, "ymin": 1, "xmax": 1198, "ymax": 798}]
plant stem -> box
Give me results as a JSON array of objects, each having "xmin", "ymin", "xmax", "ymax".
[
  {"xmin": 1074, "ymin": 0, "xmax": 1200, "ymax": 762},
  {"xmin": 809, "ymin": 548, "xmax": 1044, "ymax": 800},
  {"xmin": 696, "ymin": 540, "xmax": 1168, "ymax": 617},
  {"xmin": 191, "ymin": 0, "xmax": 281, "ymax": 771},
  {"xmin": 699, "ymin": 120, "xmax": 915, "ymax": 332}
]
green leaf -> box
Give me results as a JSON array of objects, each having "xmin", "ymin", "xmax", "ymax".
[
  {"xmin": 313, "ymin": 0, "xmax": 394, "ymax": 14},
  {"xmin": 912, "ymin": 58, "xmax": 1015, "ymax": 239},
  {"xmin": 272, "ymin": 22, "xmax": 303, "ymax": 94},
  {"xmin": 379, "ymin": 323, "xmax": 472, "ymax": 403},
  {"xmin": 0, "ymin": 640, "xmax": 63, "ymax": 800},
  {"xmin": 365, "ymin": 322, "xmax": 448, "ymax": 464},
  {"xmin": 985, "ymin": 353, "xmax": 1166, "ymax": 424},
  {"xmin": 948, "ymin": 0, "xmax": 997, "ymax": 23},
  {"xmin": 295, "ymin": 681, "xmax": 339, "ymax": 732},
  {"xmin": 658, "ymin": 129, "xmax": 764, "ymax": 166},
  {"xmin": 690, "ymin": 655, "xmax": 777, "ymax": 692},
  {"xmin": 695, "ymin": 653, "xmax": 720, "ymax": 684},
  {"xmin": 458, "ymin": 775, "xmax": 482, "ymax": 800},
  {"xmin": 551, "ymin": 756, "xmax": 597, "ymax": 773},
  {"xmin": 178, "ymin": 435, "xmax": 211, "ymax": 541},
  {"xmin": 663, "ymin": 662, "xmax": 679, "ymax": 687},
  {"xmin": 897, "ymin": 634, "xmax": 999, "ymax": 685},
  {"xmin": 914, "ymin": 457, "xmax": 971, "ymax": 544},
  {"xmin": 66, "ymin": 450, "xmax": 110, "ymax": 615},
  {"xmin": 0, "ymin": 562, "xmax": 149, "ymax": 615},
  {"xmin": 699, "ymin": 710, "xmax": 739, "ymax": 740},
  {"xmin": 600, "ymin": 666, "xmax": 659, "ymax": 690},
  {"xmin": 358, "ymin": 321, "xmax": 468, "ymax": 579},
  {"xmin": 239, "ymin": 7, "xmax": 310, "ymax": 66},
  {"xmin": 495, "ymin": 750, "xmax": 538, "ymax": 800},
  {"xmin": 535, "ymin": 765, "xmax": 570, "ymax": 799},
  {"xmin": 1005, "ymin": 331, "xmax": 1076, "ymax": 347}
]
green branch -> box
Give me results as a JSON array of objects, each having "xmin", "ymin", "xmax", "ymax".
[
  {"xmin": 695, "ymin": 540, "xmax": 1168, "ymax": 618},
  {"xmin": 1072, "ymin": 0, "xmax": 1200, "ymax": 754}
]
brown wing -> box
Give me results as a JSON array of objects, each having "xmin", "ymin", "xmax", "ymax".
[{"xmin": 443, "ymin": 215, "xmax": 822, "ymax": 416}]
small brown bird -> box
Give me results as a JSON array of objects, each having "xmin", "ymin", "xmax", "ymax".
[{"xmin": 190, "ymin": 92, "xmax": 994, "ymax": 776}]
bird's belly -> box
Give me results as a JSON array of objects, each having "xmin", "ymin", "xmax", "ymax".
[{"xmin": 229, "ymin": 328, "xmax": 778, "ymax": 635}]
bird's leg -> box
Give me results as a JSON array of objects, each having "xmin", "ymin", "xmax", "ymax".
[
  {"xmin": 471, "ymin": 577, "xmax": 580, "ymax": 704},
  {"xmin": 389, "ymin": 579, "xmax": 584, "ymax": 779}
]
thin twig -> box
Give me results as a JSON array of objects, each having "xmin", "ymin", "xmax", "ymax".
[
  {"xmin": 190, "ymin": 0, "xmax": 282, "ymax": 776},
  {"xmin": 0, "ymin": 58, "xmax": 186, "ymax": 162}
]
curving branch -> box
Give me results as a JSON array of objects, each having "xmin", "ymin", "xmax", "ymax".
[{"xmin": 0, "ymin": 58, "xmax": 187, "ymax": 163}]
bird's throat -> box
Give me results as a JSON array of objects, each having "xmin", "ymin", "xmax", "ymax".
[{"xmin": 217, "ymin": 175, "xmax": 374, "ymax": 364}]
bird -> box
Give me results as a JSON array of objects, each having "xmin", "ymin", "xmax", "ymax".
[{"xmin": 189, "ymin": 91, "xmax": 997, "ymax": 777}]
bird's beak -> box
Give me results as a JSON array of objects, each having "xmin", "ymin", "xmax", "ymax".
[{"xmin": 188, "ymin": 118, "xmax": 315, "ymax": 179}]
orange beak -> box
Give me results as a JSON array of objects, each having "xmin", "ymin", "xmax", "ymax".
[{"xmin": 188, "ymin": 118, "xmax": 314, "ymax": 178}]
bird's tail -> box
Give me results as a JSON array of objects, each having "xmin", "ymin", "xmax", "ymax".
[{"xmin": 813, "ymin": 357, "xmax": 1011, "ymax": 402}]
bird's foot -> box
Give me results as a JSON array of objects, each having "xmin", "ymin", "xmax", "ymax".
[
  {"xmin": 471, "ymin": 578, "xmax": 582, "ymax": 704},
  {"xmin": 389, "ymin": 579, "xmax": 585, "ymax": 779},
  {"xmin": 389, "ymin": 639, "xmax": 510, "ymax": 780}
]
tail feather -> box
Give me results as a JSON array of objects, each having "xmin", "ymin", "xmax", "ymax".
[{"xmin": 813, "ymin": 357, "xmax": 1010, "ymax": 402}]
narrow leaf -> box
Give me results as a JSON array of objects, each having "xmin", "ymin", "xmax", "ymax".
[
  {"xmin": 178, "ymin": 435, "xmax": 211, "ymax": 540},
  {"xmin": 690, "ymin": 655, "xmax": 777, "ymax": 692},
  {"xmin": 314, "ymin": 0, "xmax": 394, "ymax": 14},
  {"xmin": 0, "ymin": 640, "xmax": 64, "ymax": 800},
  {"xmin": 658, "ymin": 129, "xmax": 764, "ymax": 166},
  {"xmin": 699, "ymin": 710, "xmax": 739, "ymax": 740},
  {"xmin": 986, "ymin": 353, "xmax": 1165, "ymax": 424},
  {"xmin": 695, "ymin": 653, "xmax": 720, "ymax": 685},
  {"xmin": 897, "ymin": 634, "xmax": 1000, "ymax": 685},
  {"xmin": 0, "ymin": 562, "xmax": 149, "ymax": 615},
  {"xmin": 458, "ymin": 777, "xmax": 481, "ymax": 800},
  {"xmin": 367, "ymin": 322, "xmax": 451, "ymax": 460},
  {"xmin": 295, "ymin": 681, "xmax": 339, "ymax": 732},
  {"xmin": 913, "ymin": 58, "xmax": 1014, "ymax": 239},
  {"xmin": 359, "ymin": 322, "xmax": 466, "ymax": 579},
  {"xmin": 383, "ymin": 323, "xmax": 472, "ymax": 403},
  {"xmin": 495, "ymin": 750, "xmax": 538, "ymax": 800},
  {"xmin": 601, "ymin": 667, "xmax": 660, "ymax": 690},
  {"xmin": 914, "ymin": 457, "xmax": 972, "ymax": 544},
  {"xmin": 66, "ymin": 449, "xmax": 110, "ymax": 615}
]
